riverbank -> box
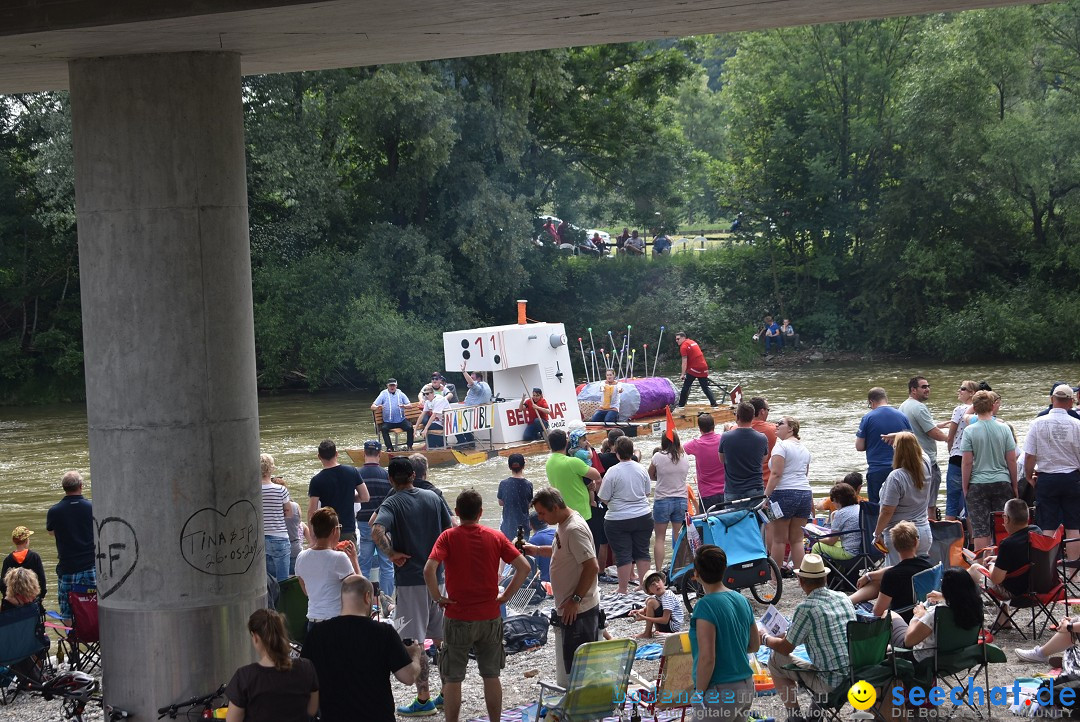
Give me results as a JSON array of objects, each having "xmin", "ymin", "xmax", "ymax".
[{"xmin": 0, "ymin": 569, "xmax": 1048, "ymax": 721}]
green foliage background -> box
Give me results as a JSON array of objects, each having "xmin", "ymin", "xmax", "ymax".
[{"xmin": 4, "ymin": 5, "xmax": 1080, "ymax": 401}]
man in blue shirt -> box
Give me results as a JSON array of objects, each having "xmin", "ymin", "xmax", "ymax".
[
  {"xmin": 457, "ymin": 364, "xmax": 493, "ymax": 446},
  {"xmin": 855, "ymin": 387, "xmax": 912, "ymax": 503},
  {"xmin": 46, "ymin": 470, "xmax": 95, "ymax": 624},
  {"xmin": 370, "ymin": 378, "xmax": 413, "ymax": 451}
]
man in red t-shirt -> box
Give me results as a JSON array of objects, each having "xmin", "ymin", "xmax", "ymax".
[
  {"xmin": 425, "ymin": 490, "xmax": 532, "ymax": 722},
  {"xmin": 519, "ymin": 388, "xmax": 551, "ymax": 441},
  {"xmin": 674, "ymin": 331, "xmax": 718, "ymax": 408}
]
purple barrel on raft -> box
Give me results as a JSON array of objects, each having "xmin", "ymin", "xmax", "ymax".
[
  {"xmin": 628, "ymin": 376, "xmax": 678, "ymax": 418},
  {"xmin": 577, "ymin": 376, "xmax": 677, "ymax": 420}
]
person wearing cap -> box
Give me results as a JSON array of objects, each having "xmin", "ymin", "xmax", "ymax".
[
  {"xmin": 1, "ymin": 525, "xmax": 47, "ymax": 602},
  {"xmin": 763, "ymin": 553, "xmax": 856, "ymax": 716},
  {"xmin": 430, "ymin": 373, "xmax": 457, "ymax": 404},
  {"xmin": 497, "ymin": 454, "xmax": 533, "ymax": 542},
  {"xmin": 1036, "ymin": 381, "xmax": 1080, "ymax": 421},
  {"xmin": 370, "ymin": 378, "xmax": 414, "ymax": 451},
  {"xmin": 1024, "ymin": 383, "xmax": 1080, "ymax": 555},
  {"xmin": 632, "ymin": 569, "xmax": 684, "ymax": 637},
  {"xmin": 355, "ymin": 440, "xmax": 395, "ymax": 599},
  {"xmin": 518, "ymin": 388, "xmax": 551, "ymax": 442},
  {"xmin": 46, "ymin": 470, "xmax": 95, "ymax": 624}
]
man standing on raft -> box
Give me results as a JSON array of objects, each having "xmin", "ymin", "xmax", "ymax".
[{"xmin": 674, "ymin": 331, "xmax": 718, "ymax": 408}]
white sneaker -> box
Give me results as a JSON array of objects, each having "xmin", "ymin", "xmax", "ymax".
[{"xmin": 1016, "ymin": 647, "xmax": 1049, "ymax": 663}]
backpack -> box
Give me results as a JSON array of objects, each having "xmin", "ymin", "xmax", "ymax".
[{"xmin": 503, "ymin": 612, "xmax": 549, "ymax": 654}]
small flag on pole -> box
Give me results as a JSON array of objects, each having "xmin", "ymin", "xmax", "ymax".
[{"xmin": 665, "ymin": 404, "xmax": 675, "ymax": 442}]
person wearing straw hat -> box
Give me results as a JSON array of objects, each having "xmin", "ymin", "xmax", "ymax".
[
  {"xmin": 762, "ymin": 554, "xmax": 856, "ymax": 717},
  {"xmin": 1, "ymin": 525, "xmax": 46, "ymax": 601}
]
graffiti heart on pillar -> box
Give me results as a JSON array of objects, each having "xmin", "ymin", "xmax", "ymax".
[
  {"xmin": 179, "ymin": 499, "xmax": 261, "ymax": 576},
  {"xmin": 94, "ymin": 516, "xmax": 139, "ymax": 599}
]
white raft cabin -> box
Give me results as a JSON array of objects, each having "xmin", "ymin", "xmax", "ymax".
[{"xmin": 346, "ymin": 302, "xmax": 737, "ymax": 467}]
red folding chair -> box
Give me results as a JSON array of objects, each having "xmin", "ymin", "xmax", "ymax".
[
  {"xmin": 981, "ymin": 525, "xmax": 1065, "ymax": 640},
  {"xmin": 57, "ymin": 585, "xmax": 99, "ymax": 672}
]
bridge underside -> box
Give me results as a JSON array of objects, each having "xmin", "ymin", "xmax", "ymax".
[{"xmin": 0, "ymin": 0, "xmax": 1051, "ymax": 92}]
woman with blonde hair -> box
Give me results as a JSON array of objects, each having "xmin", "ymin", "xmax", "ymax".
[
  {"xmin": 765, "ymin": 416, "xmax": 812, "ymax": 574},
  {"xmin": 2, "ymin": 567, "xmax": 40, "ymax": 611},
  {"xmin": 944, "ymin": 380, "xmax": 979, "ymax": 520},
  {"xmin": 874, "ymin": 431, "xmax": 933, "ymax": 564},
  {"xmin": 225, "ymin": 609, "xmax": 318, "ymax": 722},
  {"xmin": 260, "ymin": 453, "xmax": 294, "ymax": 583}
]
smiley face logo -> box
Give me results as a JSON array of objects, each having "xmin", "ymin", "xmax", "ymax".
[{"xmin": 848, "ymin": 680, "xmax": 877, "ymax": 711}]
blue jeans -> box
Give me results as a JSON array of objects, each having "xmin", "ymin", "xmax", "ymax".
[
  {"xmin": 590, "ymin": 409, "xmax": 618, "ymax": 423},
  {"xmin": 523, "ymin": 418, "xmax": 545, "ymax": 441},
  {"xmin": 765, "ymin": 335, "xmax": 782, "ymax": 353},
  {"xmin": 264, "ymin": 536, "xmax": 291, "ymax": 583},
  {"xmin": 653, "ymin": 496, "xmax": 687, "ymax": 524},
  {"xmin": 356, "ymin": 521, "xmax": 395, "ymax": 596},
  {"xmin": 945, "ymin": 459, "xmax": 966, "ymax": 517}
]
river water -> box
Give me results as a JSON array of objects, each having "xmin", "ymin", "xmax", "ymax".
[{"xmin": 2, "ymin": 361, "xmax": 1076, "ymax": 612}]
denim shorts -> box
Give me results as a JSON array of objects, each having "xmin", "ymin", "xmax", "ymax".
[
  {"xmin": 653, "ymin": 496, "xmax": 687, "ymax": 525},
  {"xmin": 769, "ymin": 488, "xmax": 813, "ymax": 520}
]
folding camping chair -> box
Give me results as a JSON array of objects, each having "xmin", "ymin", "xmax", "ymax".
[
  {"xmin": 275, "ymin": 576, "xmax": 308, "ymax": 647},
  {"xmin": 894, "ymin": 563, "xmax": 944, "ymax": 618},
  {"xmin": 56, "ymin": 585, "xmax": 99, "ymax": 672},
  {"xmin": 988, "ymin": 511, "xmax": 1009, "ymax": 549},
  {"xmin": 803, "ymin": 501, "xmax": 884, "ymax": 593},
  {"xmin": 928, "ymin": 520, "xmax": 965, "ymax": 571},
  {"xmin": 535, "ymin": 639, "xmax": 636, "ymax": 722},
  {"xmin": 786, "ymin": 617, "xmax": 912, "ymax": 722},
  {"xmin": 904, "ymin": 607, "xmax": 1007, "ymax": 719},
  {"xmin": 982, "ymin": 525, "xmax": 1065, "ymax": 640},
  {"xmin": 0, "ymin": 603, "xmax": 51, "ymax": 704},
  {"xmin": 629, "ymin": 632, "xmax": 694, "ymax": 722},
  {"xmin": 503, "ymin": 556, "xmax": 544, "ymax": 615}
]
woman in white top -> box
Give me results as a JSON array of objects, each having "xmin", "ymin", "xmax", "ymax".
[
  {"xmin": 260, "ymin": 453, "xmax": 294, "ymax": 583},
  {"xmin": 648, "ymin": 431, "xmax": 689, "ymax": 573},
  {"xmin": 598, "ymin": 436, "xmax": 654, "ymax": 594},
  {"xmin": 764, "ymin": 416, "xmax": 812, "ymax": 573},
  {"xmin": 417, "ymin": 386, "xmax": 452, "ymax": 448},
  {"xmin": 590, "ymin": 368, "xmax": 622, "ymax": 423}
]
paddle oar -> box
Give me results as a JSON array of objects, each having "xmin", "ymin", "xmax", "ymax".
[
  {"xmin": 587, "ymin": 328, "xmax": 598, "ymax": 379},
  {"xmin": 519, "ymin": 375, "xmax": 550, "ymax": 439},
  {"xmin": 451, "ymin": 448, "xmax": 489, "ymax": 465},
  {"xmin": 652, "ymin": 326, "xmax": 665, "ymax": 377},
  {"xmin": 577, "ymin": 337, "xmax": 590, "ymax": 383}
]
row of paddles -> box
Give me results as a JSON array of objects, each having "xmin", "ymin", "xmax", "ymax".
[{"xmin": 575, "ymin": 326, "xmax": 665, "ymax": 382}]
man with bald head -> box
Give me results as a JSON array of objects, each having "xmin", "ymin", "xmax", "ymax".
[{"xmin": 302, "ymin": 575, "xmax": 422, "ymax": 722}]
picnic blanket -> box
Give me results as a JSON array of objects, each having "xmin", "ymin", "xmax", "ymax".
[{"xmin": 599, "ymin": 591, "xmax": 651, "ymax": 619}]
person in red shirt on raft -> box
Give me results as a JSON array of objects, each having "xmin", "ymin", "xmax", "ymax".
[
  {"xmin": 425, "ymin": 489, "xmax": 532, "ymax": 722},
  {"xmin": 674, "ymin": 331, "xmax": 718, "ymax": 408},
  {"xmin": 519, "ymin": 388, "xmax": 551, "ymax": 441}
]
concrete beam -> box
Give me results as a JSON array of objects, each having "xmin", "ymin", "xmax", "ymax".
[{"xmin": 0, "ymin": 0, "xmax": 1055, "ymax": 92}]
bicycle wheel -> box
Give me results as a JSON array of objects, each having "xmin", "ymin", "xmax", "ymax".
[
  {"xmin": 681, "ymin": 575, "xmax": 704, "ymax": 613},
  {"xmin": 750, "ymin": 558, "xmax": 783, "ymax": 605}
]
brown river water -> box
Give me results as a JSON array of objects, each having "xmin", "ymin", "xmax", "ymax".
[{"xmin": 2, "ymin": 361, "xmax": 1076, "ymax": 613}]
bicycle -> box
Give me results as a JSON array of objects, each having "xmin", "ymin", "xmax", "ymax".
[
  {"xmin": 17, "ymin": 669, "xmax": 131, "ymax": 721},
  {"xmin": 157, "ymin": 683, "xmax": 227, "ymax": 719}
]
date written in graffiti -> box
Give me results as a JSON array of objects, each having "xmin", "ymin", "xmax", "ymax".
[{"xmin": 179, "ymin": 500, "xmax": 261, "ymax": 576}]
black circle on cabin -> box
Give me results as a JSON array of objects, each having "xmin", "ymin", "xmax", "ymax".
[
  {"xmin": 461, "ymin": 339, "xmax": 469, "ymax": 348},
  {"xmin": 493, "ymin": 354, "xmax": 501, "ymax": 365},
  {"xmin": 462, "ymin": 350, "xmax": 471, "ymax": 360}
]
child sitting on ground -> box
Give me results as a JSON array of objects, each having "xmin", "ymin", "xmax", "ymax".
[
  {"xmin": 811, "ymin": 482, "xmax": 861, "ymax": 560},
  {"xmin": 632, "ymin": 570, "xmax": 684, "ymax": 638}
]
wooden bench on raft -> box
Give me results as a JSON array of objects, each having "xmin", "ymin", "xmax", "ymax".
[{"xmin": 371, "ymin": 403, "xmax": 426, "ymax": 447}]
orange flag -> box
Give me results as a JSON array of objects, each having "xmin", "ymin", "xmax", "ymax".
[{"xmin": 665, "ymin": 404, "xmax": 675, "ymax": 442}]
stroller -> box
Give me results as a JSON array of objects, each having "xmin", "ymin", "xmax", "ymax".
[{"xmin": 667, "ymin": 495, "xmax": 782, "ymax": 612}]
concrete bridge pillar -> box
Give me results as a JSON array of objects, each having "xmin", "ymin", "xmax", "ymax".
[{"xmin": 68, "ymin": 52, "xmax": 263, "ymax": 717}]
